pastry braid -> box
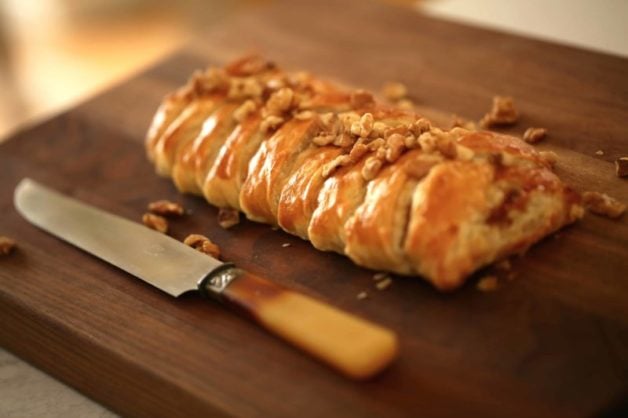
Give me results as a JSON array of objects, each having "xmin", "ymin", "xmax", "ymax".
[{"xmin": 146, "ymin": 55, "xmax": 583, "ymax": 291}]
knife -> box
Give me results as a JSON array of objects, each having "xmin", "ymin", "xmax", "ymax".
[{"xmin": 14, "ymin": 178, "xmax": 398, "ymax": 379}]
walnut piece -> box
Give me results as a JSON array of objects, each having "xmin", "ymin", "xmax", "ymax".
[
  {"xmin": 479, "ymin": 96, "xmax": 519, "ymax": 128},
  {"xmin": 362, "ymin": 156, "xmax": 383, "ymax": 180},
  {"xmin": 260, "ymin": 115, "xmax": 285, "ymax": 133},
  {"xmin": 375, "ymin": 277, "xmax": 393, "ymax": 291},
  {"xmin": 450, "ymin": 115, "xmax": 477, "ymax": 131},
  {"xmin": 582, "ymin": 191, "xmax": 626, "ymax": 219},
  {"xmin": 142, "ymin": 213, "xmax": 168, "ymax": 233},
  {"xmin": 381, "ymin": 81, "xmax": 407, "ymax": 102},
  {"xmin": 615, "ymin": 157, "xmax": 628, "ymax": 178},
  {"xmin": 148, "ymin": 200, "xmax": 184, "ymax": 217},
  {"xmin": 539, "ymin": 150, "xmax": 558, "ymax": 168},
  {"xmin": 523, "ymin": 127, "xmax": 547, "ymax": 144},
  {"xmin": 218, "ymin": 208, "xmax": 240, "ymax": 229},
  {"xmin": 183, "ymin": 234, "xmax": 221, "ymax": 259},
  {"xmin": 0, "ymin": 236, "xmax": 16, "ymax": 256},
  {"xmin": 234, "ymin": 100, "xmax": 257, "ymax": 122}
]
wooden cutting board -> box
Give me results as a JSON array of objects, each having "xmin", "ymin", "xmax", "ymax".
[{"xmin": 1, "ymin": 1, "xmax": 627, "ymax": 417}]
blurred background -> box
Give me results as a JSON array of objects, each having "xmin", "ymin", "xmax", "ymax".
[{"xmin": 0, "ymin": 0, "xmax": 626, "ymax": 141}]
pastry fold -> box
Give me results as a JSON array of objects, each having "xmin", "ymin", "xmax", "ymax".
[{"xmin": 146, "ymin": 55, "xmax": 583, "ymax": 291}]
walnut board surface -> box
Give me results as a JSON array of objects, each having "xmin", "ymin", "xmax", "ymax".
[{"xmin": 1, "ymin": 1, "xmax": 628, "ymax": 417}]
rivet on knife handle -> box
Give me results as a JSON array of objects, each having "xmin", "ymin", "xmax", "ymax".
[{"xmin": 199, "ymin": 266, "xmax": 399, "ymax": 380}]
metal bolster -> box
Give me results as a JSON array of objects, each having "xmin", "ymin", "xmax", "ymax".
[{"xmin": 197, "ymin": 263, "xmax": 239, "ymax": 300}]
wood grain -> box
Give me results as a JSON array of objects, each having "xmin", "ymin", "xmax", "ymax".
[{"xmin": 1, "ymin": 0, "xmax": 627, "ymax": 417}]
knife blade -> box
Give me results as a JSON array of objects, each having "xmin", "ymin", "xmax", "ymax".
[{"xmin": 14, "ymin": 178, "xmax": 398, "ymax": 379}]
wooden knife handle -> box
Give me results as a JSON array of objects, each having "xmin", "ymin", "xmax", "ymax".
[{"xmin": 204, "ymin": 268, "xmax": 399, "ymax": 380}]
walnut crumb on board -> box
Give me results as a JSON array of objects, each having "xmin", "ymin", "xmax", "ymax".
[
  {"xmin": 615, "ymin": 157, "xmax": 628, "ymax": 177},
  {"xmin": 142, "ymin": 213, "xmax": 168, "ymax": 233},
  {"xmin": 582, "ymin": 192, "xmax": 626, "ymax": 219},
  {"xmin": 479, "ymin": 96, "xmax": 519, "ymax": 128},
  {"xmin": 218, "ymin": 208, "xmax": 240, "ymax": 229},
  {"xmin": 595, "ymin": 150, "xmax": 605, "ymax": 156},
  {"xmin": 148, "ymin": 200, "xmax": 185, "ymax": 217},
  {"xmin": 476, "ymin": 275, "xmax": 499, "ymax": 292},
  {"xmin": 357, "ymin": 291, "xmax": 369, "ymax": 300},
  {"xmin": 281, "ymin": 243, "xmax": 291, "ymax": 248},
  {"xmin": 0, "ymin": 236, "xmax": 16, "ymax": 256},
  {"xmin": 373, "ymin": 272, "xmax": 389, "ymax": 281},
  {"xmin": 523, "ymin": 127, "xmax": 547, "ymax": 144},
  {"xmin": 375, "ymin": 277, "xmax": 393, "ymax": 291},
  {"xmin": 183, "ymin": 234, "xmax": 221, "ymax": 259}
]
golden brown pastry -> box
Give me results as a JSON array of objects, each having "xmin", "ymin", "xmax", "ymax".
[{"xmin": 146, "ymin": 55, "xmax": 583, "ymax": 291}]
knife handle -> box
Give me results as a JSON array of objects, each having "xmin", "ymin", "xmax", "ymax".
[{"xmin": 201, "ymin": 267, "xmax": 399, "ymax": 380}]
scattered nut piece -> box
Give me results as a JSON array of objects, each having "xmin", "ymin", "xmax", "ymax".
[
  {"xmin": 616, "ymin": 157, "xmax": 628, "ymax": 177},
  {"xmin": 373, "ymin": 272, "xmax": 389, "ymax": 281},
  {"xmin": 356, "ymin": 291, "xmax": 369, "ymax": 300},
  {"xmin": 375, "ymin": 277, "xmax": 393, "ymax": 291},
  {"xmin": 476, "ymin": 275, "xmax": 499, "ymax": 292},
  {"xmin": 381, "ymin": 81, "xmax": 408, "ymax": 102},
  {"xmin": 148, "ymin": 200, "xmax": 185, "ymax": 217},
  {"xmin": 479, "ymin": 96, "xmax": 519, "ymax": 128},
  {"xmin": 595, "ymin": 150, "xmax": 605, "ymax": 156},
  {"xmin": 218, "ymin": 208, "xmax": 240, "ymax": 229},
  {"xmin": 0, "ymin": 236, "xmax": 16, "ymax": 256},
  {"xmin": 523, "ymin": 127, "xmax": 547, "ymax": 144},
  {"xmin": 281, "ymin": 243, "xmax": 291, "ymax": 248},
  {"xmin": 183, "ymin": 234, "xmax": 221, "ymax": 259},
  {"xmin": 582, "ymin": 191, "xmax": 626, "ymax": 219},
  {"xmin": 451, "ymin": 115, "xmax": 476, "ymax": 131},
  {"xmin": 142, "ymin": 213, "xmax": 168, "ymax": 233}
]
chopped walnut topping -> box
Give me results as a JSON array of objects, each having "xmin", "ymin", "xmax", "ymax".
[
  {"xmin": 396, "ymin": 99, "xmax": 414, "ymax": 110},
  {"xmin": 234, "ymin": 100, "xmax": 257, "ymax": 122},
  {"xmin": 372, "ymin": 121, "xmax": 387, "ymax": 137},
  {"xmin": 375, "ymin": 277, "xmax": 393, "ymax": 290},
  {"xmin": 411, "ymin": 118, "xmax": 432, "ymax": 137},
  {"xmin": 319, "ymin": 112, "xmax": 337, "ymax": 129},
  {"xmin": 357, "ymin": 113, "xmax": 374, "ymax": 138},
  {"xmin": 523, "ymin": 127, "xmax": 547, "ymax": 144},
  {"xmin": 404, "ymin": 134, "xmax": 418, "ymax": 149},
  {"xmin": 385, "ymin": 133, "xmax": 406, "ymax": 163},
  {"xmin": 192, "ymin": 68, "xmax": 230, "ymax": 94},
  {"xmin": 322, "ymin": 155, "xmax": 351, "ymax": 178},
  {"xmin": 142, "ymin": 213, "xmax": 168, "ymax": 233},
  {"xmin": 476, "ymin": 275, "xmax": 499, "ymax": 292},
  {"xmin": 381, "ymin": 81, "xmax": 408, "ymax": 102},
  {"xmin": 616, "ymin": 157, "xmax": 628, "ymax": 177},
  {"xmin": 226, "ymin": 55, "xmax": 274, "ymax": 76},
  {"xmin": 183, "ymin": 234, "xmax": 221, "ymax": 259},
  {"xmin": 456, "ymin": 145, "xmax": 475, "ymax": 161},
  {"xmin": 0, "ymin": 236, "xmax": 16, "ymax": 256},
  {"xmin": 218, "ymin": 208, "xmax": 240, "ymax": 229},
  {"xmin": 362, "ymin": 156, "xmax": 383, "ymax": 180},
  {"xmin": 333, "ymin": 133, "xmax": 355, "ymax": 148},
  {"xmin": 260, "ymin": 115, "xmax": 285, "ymax": 133},
  {"xmin": 539, "ymin": 150, "xmax": 558, "ymax": 168},
  {"xmin": 582, "ymin": 191, "xmax": 626, "ymax": 219},
  {"xmin": 349, "ymin": 142, "xmax": 369, "ymax": 162},
  {"xmin": 312, "ymin": 134, "xmax": 336, "ymax": 146},
  {"xmin": 227, "ymin": 78, "xmax": 263, "ymax": 100},
  {"xmin": 148, "ymin": 200, "xmax": 185, "ymax": 217},
  {"xmin": 368, "ymin": 137, "xmax": 386, "ymax": 151},
  {"xmin": 350, "ymin": 90, "xmax": 375, "ymax": 109},
  {"xmin": 266, "ymin": 87, "xmax": 295, "ymax": 115},
  {"xmin": 451, "ymin": 115, "xmax": 476, "ymax": 131},
  {"xmin": 479, "ymin": 96, "xmax": 519, "ymax": 128}
]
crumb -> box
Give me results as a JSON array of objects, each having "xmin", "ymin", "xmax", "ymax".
[
  {"xmin": 183, "ymin": 234, "xmax": 221, "ymax": 259},
  {"xmin": 476, "ymin": 275, "xmax": 499, "ymax": 292},
  {"xmin": 373, "ymin": 272, "xmax": 389, "ymax": 281},
  {"xmin": 615, "ymin": 157, "xmax": 628, "ymax": 177},
  {"xmin": 582, "ymin": 191, "xmax": 626, "ymax": 219},
  {"xmin": 375, "ymin": 277, "xmax": 392, "ymax": 290},
  {"xmin": 148, "ymin": 200, "xmax": 185, "ymax": 217},
  {"xmin": 523, "ymin": 127, "xmax": 547, "ymax": 144},
  {"xmin": 539, "ymin": 150, "xmax": 558, "ymax": 168},
  {"xmin": 281, "ymin": 243, "xmax": 291, "ymax": 248},
  {"xmin": 381, "ymin": 81, "xmax": 408, "ymax": 102},
  {"xmin": 142, "ymin": 213, "xmax": 168, "ymax": 233},
  {"xmin": 357, "ymin": 291, "xmax": 368, "ymax": 300},
  {"xmin": 0, "ymin": 236, "xmax": 16, "ymax": 256},
  {"xmin": 218, "ymin": 208, "xmax": 240, "ymax": 229},
  {"xmin": 479, "ymin": 96, "xmax": 519, "ymax": 128},
  {"xmin": 595, "ymin": 150, "xmax": 604, "ymax": 156}
]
